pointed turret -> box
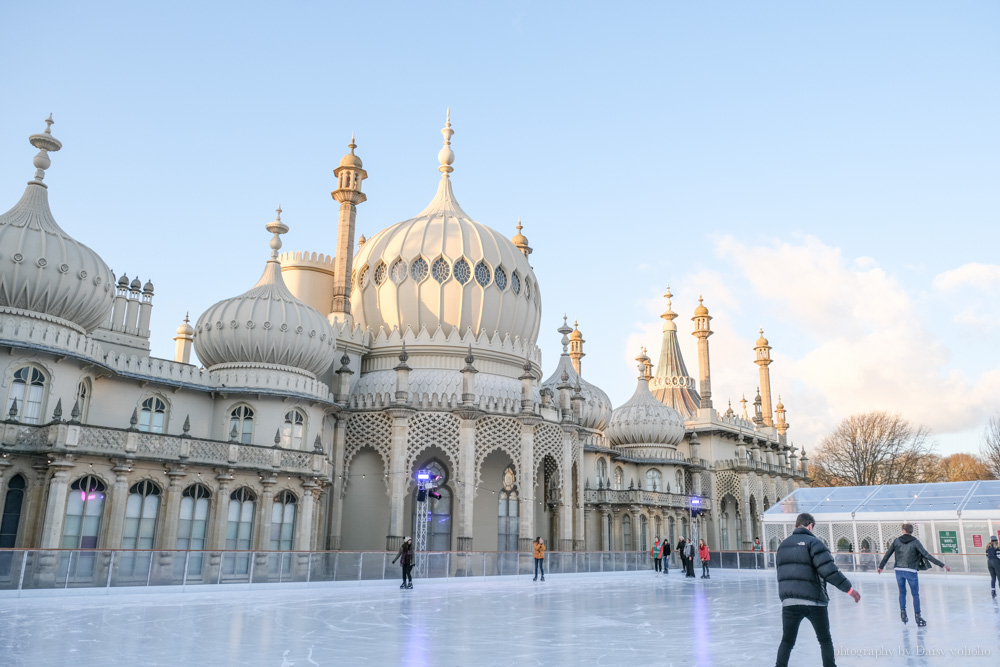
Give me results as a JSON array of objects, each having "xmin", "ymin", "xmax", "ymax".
[
  {"xmin": 649, "ymin": 287, "xmax": 700, "ymax": 417},
  {"xmin": 691, "ymin": 294, "xmax": 713, "ymax": 409},
  {"xmin": 569, "ymin": 319, "xmax": 585, "ymax": 375},
  {"xmin": 754, "ymin": 328, "xmax": 774, "ymax": 426}
]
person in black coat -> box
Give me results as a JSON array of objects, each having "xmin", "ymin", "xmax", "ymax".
[
  {"xmin": 987, "ymin": 536, "xmax": 1000, "ymax": 599},
  {"xmin": 661, "ymin": 538, "xmax": 672, "ymax": 574},
  {"xmin": 775, "ymin": 513, "xmax": 860, "ymax": 667},
  {"xmin": 676, "ymin": 536, "xmax": 686, "ymax": 573},
  {"xmin": 392, "ymin": 537, "xmax": 415, "ymax": 589},
  {"xmin": 877, "ymin": 523, "xmax": 950, "ymax": 626},
  {"xmin": 683, "ymin": 538, "xmax": 696, "ymax": 577}
]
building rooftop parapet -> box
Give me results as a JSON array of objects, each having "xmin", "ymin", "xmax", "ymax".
[{"xmin": 584, "ymin": 487, "xmax": 713, "ymax": 510}]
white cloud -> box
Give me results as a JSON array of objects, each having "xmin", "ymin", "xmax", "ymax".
[
  {"xmin": 623, "ymin": 235, "xmax": 1000, "ymax": 456},
  {"xmin": 933, "ymin": 263, "xmax": 1000, "ymax": 292}
]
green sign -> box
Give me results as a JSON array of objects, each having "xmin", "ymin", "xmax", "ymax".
[{"xmin": 938, "ymin": 530, "xmax": 959, "ymax": 554}]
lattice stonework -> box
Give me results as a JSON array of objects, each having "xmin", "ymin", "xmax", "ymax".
[
  {"xmin": 831, "ymin": 523, "xmax": 855, "ymax": 552},
  {"xmin": 344, "ymin": 412, "xmax": 393, "ymax": 480},
  {"xmin": 474, "ymin": 417, "xmax": 521, "ymax": 487},
  {"xmin": 855, "ymin": 523, "xmax": 880, "ymax": 553},
  {"xmin": 406, "ymin": 412, "xmax": 461, "ymax": 474},
  {"xmin": 533, "ymin": 423, "xmax": 564, "ymax": 475},
  {"xmin": 765, "ymin": 523, "xmax": 786, "ymax": 551},
  {"xmin": 715, "ymin": 471, "xmax": 742, "ymax": 507}
]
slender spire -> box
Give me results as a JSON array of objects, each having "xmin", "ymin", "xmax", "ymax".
[
  {"xmin": 512, "ymin": 216, "xmax": 531, "ymax": 256},
  {"xmin": 558, "ymin": 315, "xmax": 573, "ymax": 354},
  {"xmin": 660, "ymin": 286, "xmax": 677, "ymax": 328},
  {"xmin": 438, "ymin": 108, "xmax": 455, "ymax": 178},
  {"xmin": 265, "ymin": 205, "xmax": 288, "ymax": 259},
  {"xmin": 28, "ymin": 114, "xmax": 62, "ymax": 187},
  {"xmin": 349, "ymin": 132, "xmax": 356, "ymax": 154}
]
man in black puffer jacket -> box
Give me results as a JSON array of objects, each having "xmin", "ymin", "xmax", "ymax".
[
  {"xmin": 775, "ymin": 513, "xmax": 861, "ymax": 667},
  {"xmin": 877, "ymin": 523, "xmax": 950, "ymax": 627}
]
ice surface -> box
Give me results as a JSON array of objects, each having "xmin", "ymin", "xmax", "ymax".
[{"xmin": 0, "ymin": 569, "xmax": 996, "ymax": 666}]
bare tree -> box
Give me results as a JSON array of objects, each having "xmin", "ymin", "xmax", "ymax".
[
  {"xmin": 810, "ymin": 411, "xmax": 937, "ymax": 487},
  {"xmin": 940, "ymin": 452, "xmax": 994, "ymax": 481},
  {"xmin": 982, "ymin": 416, "xmax": 1000, "ymax": 479}
]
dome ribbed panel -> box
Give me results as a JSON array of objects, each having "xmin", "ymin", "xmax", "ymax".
[
  {"xmin": 540, "ymin": 354, "xmax": 613, "ymax": 431},
  {"xmin": 0, "ymin": 183, "xmax": 114, "ymax": 332},
  {"xmin": 349, "ymin": 179, "xmax": 540, "ymax": 345},
  {"xmin": 606, "ymin": 378, "xmax": 686, "ymax": 447},
  {"xmin": 193, "ymin": 260, "xmax": 336, "ymax": 376}
]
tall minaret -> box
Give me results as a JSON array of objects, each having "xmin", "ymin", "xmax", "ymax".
[
  {"xmin": 691, "ymin": 295, "xmax": 713, "ymax": 409},
  {"xmin": 330, "ymin": 134, "xmax": 367, "ymax": 318},
  {"xmin": 568, "ymin": 320, "xmax": 585, "ymax": 375},
  {"xmin": 754, "ymin": 329, "xmax": 774, "ymax": 427}
]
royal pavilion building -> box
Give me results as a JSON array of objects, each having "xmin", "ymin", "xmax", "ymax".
[{"xmin": 0, "ymin": 113, "xmax": 810, "ymax": 585}]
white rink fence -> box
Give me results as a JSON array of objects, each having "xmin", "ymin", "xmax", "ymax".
[{"xmin": 0, "ymin": 544, "xmax": 985, "ymax": 595}]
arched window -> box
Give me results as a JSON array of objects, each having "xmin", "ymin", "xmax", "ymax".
[
  {"xmin": 412, "ymin": 460, "xmax": 451, "ymax": 551},
  {"xmin": 639, "ymin": 514, "xmax": 648, "ymax": 552},
  {"xmin": 178, "ymin": 484, "xmax": 211, "ymax": 577},
  {"xmin": 63, "ymin": 475, "xmax": 106, "ymax": 549},
  {"xmin": 675, "ymin": 470, "xmax": 684, "ymax": 494},
  {"xmin": 75, "ymin": 378, "xmax": 91, "ymax": 423},
  {"xmin": 837, "ymin": 538, "xmax": 851, "ymax": 553},
  {"xmin": 645, "ymin": 469, "xmax": 662, "ymax": 492},
  {"xmin": 622, "ymin": 514, "xmax": 632, "ymax": 551},
  {"xmin": 7, "ymin": 365, "xmax": 46, "ymax": 424},
  {"xmin": 123, "ymin": 481, "xmax": 160, "ymax": 549},
  {"xmin": 614, "ymin": 466, "xmax": 624, "ymax": 490},
  {"xmin": 654, "ymin": 516, "xmax": 662, "ymax": 540},
  {"xmin": 121, "ymin": 480, "xmax": 161, "ymax": 577},
  {"xmin": 0, "ymin": 475, "xmax": 26, "ymax": 549},
  {"xmin": 498, "ymin": 465, "xmax": 519, "ymax": 551},
  {"xmin": 139, "ymin": 396, "xmax": 167, "ymax": 433},
  {"xmin": 229, "ymin": 405, "xmax": 254, "ymax": 444},
  {"xmin": 721, "ymin": 512, "xmax": 730, "ymax": 550},
  {"xmin": 281, "ymin": 409, "xmax": 306, "ymax": 449},
  {"xmin": 224, "ymin": 488, "xmax": 256, "ymax": 575},
  {"xmin": 668, "ymin": 516, "xmax": 676, "ymax": 546},
  {"xmin": 270, "ymin": 490, "xmax": 297, "ymax": 551},
  {"xmin": 595, "ymin": 458, "xmax": 607, "ymax": 487}
]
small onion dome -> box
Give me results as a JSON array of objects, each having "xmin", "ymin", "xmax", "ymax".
[
  {"xmin": 117, "ymin": 274, "xmax": 129, "ymax": 288},
  {"xmin": 339, "ymin": 134, "xmax": 363, "ymax": 169},
  {"xmin": 775, "ymin": 396, "xmax": 784, "ymax": 411},
  {"xmin": 605, "ymin": 370, "xmax": 685, "ymax": 448},
  {"xmin": 511, "ymin": 217, "xmax": 529, "ymax": 248},
  {"xmin": 569, "ymin": 320, "xmax": 583, "ymax": 341},
  {"xmin": 129, "ymin": 276, "xmax": 141, "ymax": 291},
  {"xmin": 756, "ymin": 328, "xmax": 769, "ymax": 347},
  {"xmin": 541, "ymin": 353, "xmax": 612, "ymax": 430},
  {"xmin": 143, "ymin": 279, "xmax": 154, "ymax": 294},
  {"xmin": 193, "ymin": 209, "xmax": 336, "ymax": 377},
  {"xmin": 176, "ymin": 314, "xmax": 194, "ymax": 338},
  {"xmin": 694, "ymin": 295, "xmax": 709, "ymax": 317},
  {"xmin": 0, "ymin": 117, "xmax": 114, "ymax": 333}
]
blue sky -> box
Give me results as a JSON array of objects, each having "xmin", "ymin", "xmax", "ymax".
[{"xmin": 1, "ymin": 1, "xmax": 998, "ymax": 455}]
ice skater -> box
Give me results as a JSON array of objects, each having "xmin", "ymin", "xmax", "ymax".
[
  {"xmin": 683, "ymin": 538, "xmax": 696, "ymax": 577},
  {"xmin": 775, "ymin": 512, "xmax": 861, "ymax": 667},
  {"xmin": 877, "ymin": 523, "xmax": 950, "ymax": 626},
  {"xmin": 660, "ymin": 535, "xmax": 671, "ymax": 574},
  {"xmin": 988, "ymin": 536, "xmax": 1000, "ymax": 599},
  {"xmin": 392, "ymin": 536, "xmax": 414, "ymax": 589},
  {"xmin": 533, "ymin": 537, "xmax": 546, "ymax": 581},
  {"xmin": 698, "ymin": 539, "xmax": 711, "ymax": 579},
  {"xmin": 651, "ymin": 537, "xmax": 662, "ymax": 574},
  {"xmin": 676, "ymin": 536, "xmax": 687, "ymax": 573}
]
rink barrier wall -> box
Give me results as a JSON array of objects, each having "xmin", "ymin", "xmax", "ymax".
[{"xmin": 0, "ymin": 547, "xmax": 973, "ymax": 596}]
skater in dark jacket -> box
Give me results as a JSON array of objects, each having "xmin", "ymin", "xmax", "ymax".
[
  {"xmin": 683, "ymin": 538, "xmax": 696, "ymax": 577},
  {"xmin": 775, "ymin": 513, "xmax": 860, "ymax": 667},
  {"xmin": 877, "ymin": 523, "xmax": 950, "ymax": 626},
  {"xmin": 392, "ymin": 537, "xmax": 414, "ymax": 589},
  {"xmin": 988, "ymin": 536, "xmax": 1000, "ymax": 599},
  {"xmin": 676, "ymin": 536, "xmax": 687, "ymax": 573},
  {"xmin": 660, "ymin": 537, "xmax": 671, "ymax": 574}
]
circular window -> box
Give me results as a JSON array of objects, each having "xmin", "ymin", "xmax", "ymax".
[
  {"xmin": 474, "ymin": 261, "xmax": 491, "ymax": 287},
  {"xmin": 454, "ymin": 258, "xmax": 471, "ymax": 285},
  {"xmin": 374, "ymin": 261, "xmax": 387, "ymax": 285},
  {"xmin": 511, "ymin": 271, "xmax": 521, "ymax": 295},
  {"xmin": 432, "ymin": 257, "xmax": 450, "ymax": 283},
  {"xmin": 410, "ymin": 257, "xmax": 429, "ymax": 282},
  {"xmin": 390, "ymin": 258, "xmax": 407, "ymax": 284}
]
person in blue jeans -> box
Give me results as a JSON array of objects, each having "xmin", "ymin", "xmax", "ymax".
[
  {"xmin": 533, "ymin": 537, "xmax": 545, "ymax": 582},
  {"xmin": 878, "ymin": 523, "xmax": 950, "ymax": 627}
]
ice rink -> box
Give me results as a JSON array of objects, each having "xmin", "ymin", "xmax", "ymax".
[{"xmin": 0, "ymin": 568, "xmax": 996, "ymax": 666}]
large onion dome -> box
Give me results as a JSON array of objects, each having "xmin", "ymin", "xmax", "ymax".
[
  {"xmin": 540, "ymin": 318, "xmax": 612, "ymax": 431},
  {"xmin": 194, "ymin": 209, "xmax": 336, "ymax": 377},
  {"xmin": 606, "ymin": 365, "xmax": 685, "ymax": 448},
  {"xmin": 350, "ymin": 112, "xmax": 541, "ymax": 345},
  {"xmin": 0, "ymin": 117, "xmax": 114, "ymax": 332}
]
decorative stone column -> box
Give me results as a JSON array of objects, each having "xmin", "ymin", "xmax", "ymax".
[
  {"xmin": 104, "ymin": 459, "xmax": 133, "ymax": 549},
  {"xmin": 296, "ymin": 479, "xmax": 319, "ymax": 551},
  {"xmin": 326, "ymin": 414, "xmax": 348, "ymax": 550},
  {"xmin": 38, "ymin": 459, "xmax": 75, "ymax": 549},
  {"xmin": 599, "ymin": 505, "xmax": 612, "ymax": 550},
  {"xmin": 154, "ymin": 464, "xmax": 186, "ymax": 583},
  {"xmin": 385, "ymin": 407, "xmax": 414, "ymax": 550},
  {"xmin": 517, "ymin": 416, "xmax": 539, "ymax": 552},
  {"xmin": 558, "ymin": 425, "xmax": 574, "ymax": 552},
  {"xmin": 455, "ymin": 407, "xmax": 481, "ymax": 552}
]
